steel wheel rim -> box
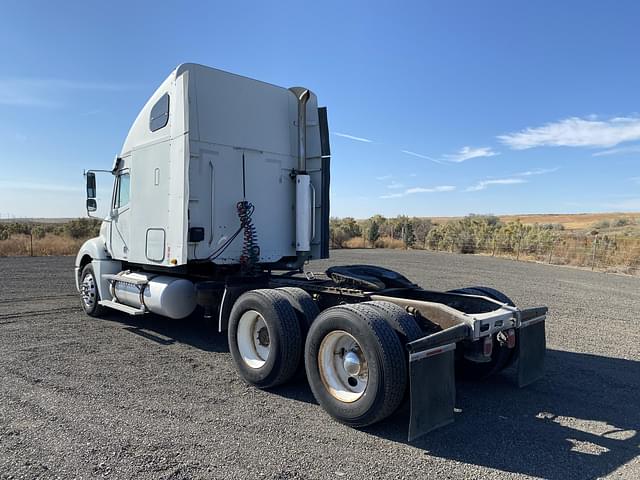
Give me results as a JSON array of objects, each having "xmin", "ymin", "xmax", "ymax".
[
  {"xmin": 80, "ymin": 272, "xmax": 97, "ymax": 309},
  {"xmin": 237, "ymin": 310, "xmax": 271, "ymax": 369},
  {"xmin": 318, "ymin": 330, "xmax": 368, "ymax": 403}
]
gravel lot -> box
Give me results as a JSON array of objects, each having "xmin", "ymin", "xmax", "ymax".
[{"xmin": 1, "ymin": 250, "xmax": 638, "ymax": 479}]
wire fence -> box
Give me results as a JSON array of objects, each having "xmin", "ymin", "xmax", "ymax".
[{"xmin": 423, "ymin": 233, "xmax": 640, "ymax": 274}]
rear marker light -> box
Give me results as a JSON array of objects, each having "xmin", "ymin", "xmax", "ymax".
[
  {"xmin": 483, "ymin": 336, "xmax": 493, "ymax": 357},
  {"xmin": 507, "ymin": 329, "xmax": 516, "ymax": 349}
]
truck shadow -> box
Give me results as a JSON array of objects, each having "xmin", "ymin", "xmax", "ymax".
[
  {"xmin": 98, "ymin": 312, "xmax": 639, "ymax": 478},
  {"xmin": 361, "ymin": 349, "xmax": 640, "ymax": 480},
  {"xmin": 101, "ymin": 310, "xmax": 230, "ymax": 353}
]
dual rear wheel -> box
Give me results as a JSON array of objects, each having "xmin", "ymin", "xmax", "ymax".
[{"xmin": 228, "ymin": 292, "xmax": 421, "ymax": 427}]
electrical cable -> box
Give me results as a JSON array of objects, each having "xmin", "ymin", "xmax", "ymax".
[
  {"xmin": 237, "ymin": 201, "xmax": 260, "ymax": 274},
  {"xmin": 201, "ymin": 200, "xmax": 259, "ymax": 267}
]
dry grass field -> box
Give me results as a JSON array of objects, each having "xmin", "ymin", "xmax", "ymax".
[
  {"xmin": 332, "ymin": 212, "xmax": 640, "ymax": 275},
  {"xmin": 428, "ymin": 212, "xmax": 640, "ymax": 231},
  {"xmin": 0, "ymin": 218, "xmax": 100, "ymax": 257}
]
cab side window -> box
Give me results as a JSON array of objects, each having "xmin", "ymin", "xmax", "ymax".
[
  {"xmin": 115, "ymin": 172, "xmax": 130, "ymax": 209},
  {"xmin": 150, "ymin": 93, "xmax": 170, "ymax": 132}
]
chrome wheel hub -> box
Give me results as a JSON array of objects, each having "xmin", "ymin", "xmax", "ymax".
[
  {"xmin": 318, "ymin": 331, "xmax": 368, "ymax": 403},
  {"xmin": 343, "ymin": 351, "xmax": 362, "ymax": 376}
]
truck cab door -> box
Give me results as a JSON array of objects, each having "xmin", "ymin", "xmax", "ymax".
[{"xmin": 109, "ymin": 165, "xmax": 131, "ymax": 260}]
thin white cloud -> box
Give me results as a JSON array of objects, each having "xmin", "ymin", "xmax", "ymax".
[
  {"xmin": 402, "ymin": 146, "xmax": 498, "ymax": 163},
  {"xmin": 630, "ymin": 176, "xmax": 640, "ymax": 184},
  {"xmin": 406, "ymin": 186, "xmax": 456, "ymax": 193},
  {"xmin": 387, "ymin": 181, "xmax": 404, "ymax": 189},
  {"xmin": 0, "ymin": 91, "xmax": 60, "ymax": 107},
  {"xmin": 376, "ymin": 174, "xmax": 393, "ymax": 181},
  {"xmin": 0, "ymin": 77, "xmax": 139, "ymax": 107},
  {"xmin": 466, "ymin": 178, "xmax": 526, "ymax": 192},
  {"xmin": 400, "ymin": 150, "xmax": 444, "ymax": 164},
  {"xmin": 380, "ymin": 185, "xmax": 455, "ymax": 199},
  {"xmin": 331, "ymin": 132, "xmax": 373, "ymax": 143},
  {"xmin": 593, "ymin": 145, "xmax": 640, "ymax": 157},
  {"xmin": 515, "ymin": 167, "xmax": 560, "ymax": 176},
  {"xmin": 499, "ymin": 116, "xmax": 640, "ymax": 150},
  {"xmin": 1, "ymin": 78, "xmax": 138, "ymax": 91},
  {"xmin": 0, "ymin": 180, "xmax": 81, "ymax": 193},
  {"xmin": 443, "ymin": 146, "xmax": 499, "ymax": 162}
]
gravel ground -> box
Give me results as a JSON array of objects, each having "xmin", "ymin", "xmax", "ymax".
[{"xmin": 0, "ymin": 250, "xmax": 638, "ymax": 479}]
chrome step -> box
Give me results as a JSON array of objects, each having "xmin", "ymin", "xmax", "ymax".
[
  {"xmin": 102, "ymin": 273, "xmax": 148, "ymax": 286},
  {"xmin": 98, "ymin": 300, "xmax": 146, "ymax": 316}
]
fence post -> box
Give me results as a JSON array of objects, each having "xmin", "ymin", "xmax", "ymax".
[
  {"xmin": 591, "ymin": 236, "xmax": 598, "ymax": 271},
  {"xmin": 492, "ymin": 237, "xmax": 497, "ymax": 256},
  {"xmin": 516, "ymin": 234, "xmax": 522, "ymax": 261},
  {"xmin": 29, "ymin": 231, "xmax": 33, "ymax": 257},
  {"xmin": 548, "ymin": 239, "xmax": 555, "ymax": 264},
  {"xmin": 601, "ymin": 237, "xmax": 609, "ymax": 269}
]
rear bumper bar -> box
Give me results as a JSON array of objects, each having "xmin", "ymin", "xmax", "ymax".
[{"xmin": 406, "ymin": 305, "xmax": 547, "ymax": 441}]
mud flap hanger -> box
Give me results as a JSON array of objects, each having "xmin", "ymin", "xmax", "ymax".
[{"xmin": 405, "ymin": 306, "xmax": 547, "ymax": 441}]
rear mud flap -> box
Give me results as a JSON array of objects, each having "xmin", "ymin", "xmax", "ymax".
[
  {"xmin": 517, "ymin": 313, "xmax": 546, "ymax": 387},
  {"xmin": 408, "ymin": 343, "xmax": 456, "ymax": 441}
]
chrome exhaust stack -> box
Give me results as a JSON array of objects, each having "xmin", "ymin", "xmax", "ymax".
[
  {"xmin": 289, "ymin": 87, "xmax": 313, "ymax": 260},
  {"xmin": 289, "ymin": 87, "xmax": 310, "ymax": 172}
]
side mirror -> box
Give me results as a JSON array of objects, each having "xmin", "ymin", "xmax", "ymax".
[
  {"xmin": 87, "ymin": 198, "xmax": 97, "ymax": 212},
  {"xmin": 86, "ymin": 172, "xmax": 96, "ymax": 199}
]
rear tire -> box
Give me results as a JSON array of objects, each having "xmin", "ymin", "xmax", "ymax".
[
  {"xmin": 366, "ymin": 301, "xmax": 423, "ymax": 399},
  {"xmin": 228, "ymin": 289, "xmax": 302, "ymax": 389},
  {"xmin": 366, "ymin": 301, "xmax": 423, "ymax": 344},
  {"xmin": 305, "ymin": 303, "xmax": 407, "ymax": 427},
  {"xmin": 79, "ymin": 264, "xmax": 105, "ymax": 317},
  {"xmin": 275, "ymin": 287, "xmax": 319, "ymax": 336},
  {"xmin": 448, "ymin": 286, "xmax": 516, "ymax": 380}
]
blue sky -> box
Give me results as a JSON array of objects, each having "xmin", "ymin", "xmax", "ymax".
[{"xmin": 0, "ymin": 0, "xmax": 638, "ymax": 218}]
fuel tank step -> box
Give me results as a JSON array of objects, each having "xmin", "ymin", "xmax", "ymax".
[{"xmin": 98, "ymin": 300, "xmax": 146, "ymax": 316}]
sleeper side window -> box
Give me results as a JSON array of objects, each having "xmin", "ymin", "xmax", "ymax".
[
  {"xmin": 115, "ymin": 173, "xmax": 130, "ymax": 209},
  {"xmin": 149, "ymin": 93, "xmax": 170, "ymax": 132}
]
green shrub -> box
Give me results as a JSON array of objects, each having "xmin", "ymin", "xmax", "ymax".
[
  {"xmin": 32, "ymin": 226, "xmax": 46, "ymax": 239},
  {"xmin": 612, "ymin": 218, "xmax": 630, "ymax": 228}
]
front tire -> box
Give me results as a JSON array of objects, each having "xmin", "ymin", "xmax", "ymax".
[
  {"xmin": 79, "ymin": 263, "xmax": 105, "ymax": 317},
  {"xmin": 305, "ymin": 303, "xmax": 407, "ymax": 428},
  {"xmin": 228, "ymin": 289, "xmax": 302, "ymax": 389}
]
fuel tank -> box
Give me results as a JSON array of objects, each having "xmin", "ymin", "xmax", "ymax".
[{"xmin": 111, "ymin": 272, "xmax": 196, "ymax": 319}]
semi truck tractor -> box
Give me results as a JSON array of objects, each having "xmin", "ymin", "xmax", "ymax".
[{"xmin": 76, "ymin": 63, "xmax": 547, "ymax": 440}]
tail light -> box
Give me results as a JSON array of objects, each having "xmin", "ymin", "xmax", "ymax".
[{"xmin": 483, "ymin": 336, "xmax": 493, "ymax": 357}]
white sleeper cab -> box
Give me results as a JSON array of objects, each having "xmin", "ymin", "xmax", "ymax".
[{"xmin": 75, "ymin": 63, "xmax": 548, "ymax": 440}]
